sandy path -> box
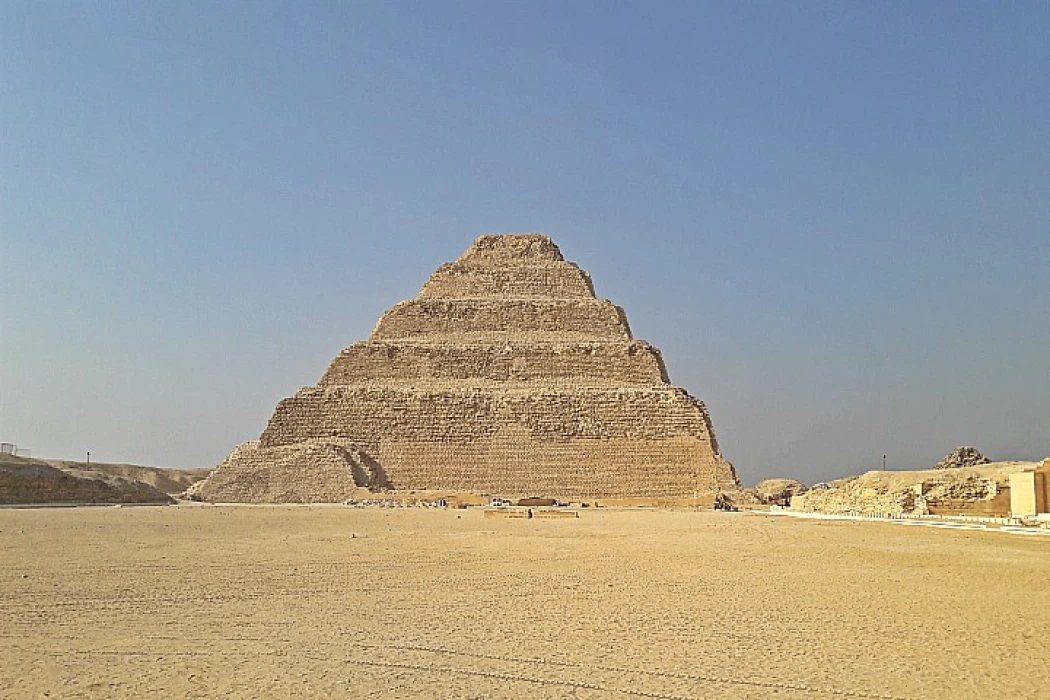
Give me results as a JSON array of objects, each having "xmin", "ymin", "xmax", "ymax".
[{"xmin": 1, "ymin": 506, "xmax": 1046, "ymax": 698}]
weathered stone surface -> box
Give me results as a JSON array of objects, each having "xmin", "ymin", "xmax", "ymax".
[
  {"xmin": 187, "ymin": 440, "xmax": 384, "ymax": 503},
  {"xmin": 195, "ymin": 233, "xmax": 737, "ymax": 502},
  {"xmin": 789, "ymin": 463, "xmax": 1035, "ymax": 516},
  {"xmin": 420, "ymin": 260, "xmax": 594, "ymax": 299},
  {"xmin": 371, "ymin": 298, "xmax": 632, "ymax": 340},
  {"xmin": 320, "ymin": 340, "xmax": 668, "ymax": 387},
  {"xmin": 934, "ymin": 446, "xmax": 991, "ymax": 470}
]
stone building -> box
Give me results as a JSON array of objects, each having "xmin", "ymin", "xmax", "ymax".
[
  {"xmin": 192, "ymin": 234, "xmax": 738, "ymax": 502},
  {"xmin": 1010, "ymin": 459, "xmax": 1050, "ymax": 518}
]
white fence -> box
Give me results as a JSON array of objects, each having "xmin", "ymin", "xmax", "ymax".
[{"xmin": 767, "ymin": 505, "xmax": 1050, "ymax": 530}]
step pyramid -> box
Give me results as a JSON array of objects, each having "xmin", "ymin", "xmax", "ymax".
[{"xmin": 193, "ymin": 234, "xmax": 738, "ymax": 502}]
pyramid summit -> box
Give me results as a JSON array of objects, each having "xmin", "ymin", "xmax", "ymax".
[{"xmin": 192, "ymin": 234, "xmax": 738, "ymax": 502}]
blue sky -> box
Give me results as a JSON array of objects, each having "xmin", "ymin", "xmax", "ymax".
[{"xmin": 2, "ymin": 1, "xmax": 1047, "ymax": 483}]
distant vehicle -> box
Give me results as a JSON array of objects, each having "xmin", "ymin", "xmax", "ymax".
[{"xmin": 489, "ymin": 498, "xmax": 513, "ymax": 507}]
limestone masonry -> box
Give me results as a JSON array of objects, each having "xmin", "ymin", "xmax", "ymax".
[{"xmin": 193, "ymin": 234, "xmax": 738, "ymax": 502}]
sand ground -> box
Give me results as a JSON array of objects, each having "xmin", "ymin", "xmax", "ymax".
[{"xmin": 1, "ymin": 506, "xmax": 1047, "ymax": 699}]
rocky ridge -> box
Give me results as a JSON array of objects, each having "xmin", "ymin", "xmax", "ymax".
[
  {"xmin": 934, "ymin": 446, "xmax": 991, "ymax": 470},
  {"xmin": 0, "ymin": 454, "xmax": 179, "ymax": 505}
]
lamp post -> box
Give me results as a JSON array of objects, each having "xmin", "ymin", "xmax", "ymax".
[
  {"xmin": 883, "ymin": 454, "xmax": 886, "ymax": 470},
  {"xmin": 87, "ymin": 451, "xmax": 91, "ymax": 466}
]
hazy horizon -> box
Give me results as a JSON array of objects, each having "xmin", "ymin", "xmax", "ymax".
[{"xmin": 2, "ymin": 2, "xmax": 1047, "ymax": 484}]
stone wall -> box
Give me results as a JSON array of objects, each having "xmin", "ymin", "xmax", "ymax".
[
  {"xmin": 195, "ymin": 234, "xmax": 737, "ymax": 502},
  {"xmin": 377, "ymin": 432, "xmax": 732, "ymax": 499}
]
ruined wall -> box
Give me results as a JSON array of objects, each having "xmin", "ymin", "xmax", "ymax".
[
  {"xmin": 197, "ymin": 233, "xmax": 737, "ymax": 502},
  {"xmin": 927, "ymin": 489, "xmax": 1012, "ymax": 517}
]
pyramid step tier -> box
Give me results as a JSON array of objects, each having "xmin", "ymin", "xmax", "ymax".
[
  {"xmin": 370, "ymin": 298, "xmax": 631, "ymax": 340},
  {"xmin": 454, "ymin": 233, "xmax": 566, "ymax": 264},
  {"xmin": 253, "ymin": 386, "xmax": 731, "ymax": 499},
  {"xmin": 419, "ymin": 260, "xmax": 595, "ymax": 299},
  {"xmin": 319, "ymin": 339, "xmax": 669, "ymax": 387},
  {"xmin": 262, "ymin": 386, "xmax": 717, "ymax": 447}
]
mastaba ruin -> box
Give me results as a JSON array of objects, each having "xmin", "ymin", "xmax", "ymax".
[{"xmin": 192, "ymin": 234, "xmax": 739, "ymax": 502}]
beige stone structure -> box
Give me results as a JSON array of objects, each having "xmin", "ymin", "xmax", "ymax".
[
  {"xmin": 1009, "ymin": 459, "xmax": 1050, "ymax": 518},
  {"xmin": 193, "ymin": 234, "xmax": 738, "ymax": 502}
]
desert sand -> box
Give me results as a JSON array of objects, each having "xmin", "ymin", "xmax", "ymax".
[{"xmin": 1, "ymin": 506, "xmax": 1047, "ymax": 699}]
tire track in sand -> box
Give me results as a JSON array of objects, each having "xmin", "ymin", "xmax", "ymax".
[{"xmin": 6, "ymin": 635, "xmax": 909, "ymax": 700}]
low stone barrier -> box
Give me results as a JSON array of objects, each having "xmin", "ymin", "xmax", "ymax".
[
  {"xmin": 483, "ymin": 508, "xmax": 579, "ymax": 519},
  {"xmin": 767, "ymin": 505, "xmax": 1049, "ymax": 530},
  {"xmin": 532, "ymin": 509, "xmax": 579, "ymax": 519}
]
